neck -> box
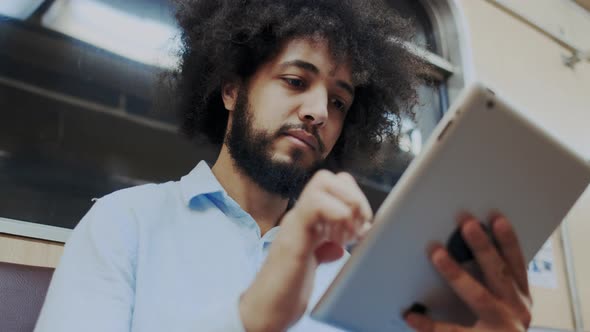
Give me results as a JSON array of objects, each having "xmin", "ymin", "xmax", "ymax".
[{"xmin": 211, "ymin": 145, "xmax": 290, "ymax": 236}]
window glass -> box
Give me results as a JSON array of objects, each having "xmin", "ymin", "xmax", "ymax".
[
  {"xmin": 388, "ymin": 0, "xmax": 437, "ymax": 52},
  {"xmin": 354, "ymin": 1, "xmax": 450, "ymax": 209}
]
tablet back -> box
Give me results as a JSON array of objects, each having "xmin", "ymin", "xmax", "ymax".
[{"xmin": 311, "ymin": 83, "xmax": 590, "ymax": 331}]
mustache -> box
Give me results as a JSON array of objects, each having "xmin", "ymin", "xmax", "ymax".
[{"xmin": 277, "ymin": 123, "xmax": 325, "ymax": 153}]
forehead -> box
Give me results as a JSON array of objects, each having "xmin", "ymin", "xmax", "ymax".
[{"xmin": 267, "ymin": 38, "xmax": 352, "ymax": 81}]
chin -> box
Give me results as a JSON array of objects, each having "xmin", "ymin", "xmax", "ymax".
[{"xmin": 272, "ymin": 152, "xmax": 314, "ymax": 169}]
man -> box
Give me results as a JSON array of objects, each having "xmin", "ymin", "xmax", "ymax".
[{"xmin": 35, "ymin": 1, "xmax": 532, "ymax": 331}]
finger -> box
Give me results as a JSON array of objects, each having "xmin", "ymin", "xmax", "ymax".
[
  {"xmin": 431, "ymin": 247, "xmax": 504, "ymax": 321},
  {"xmin": 333, "ymin": 172, "xmax": 373, "ymax": 222},
  {"xmin": 307, "ymin": 171, "xmax": 372, "ymax": 225},
  {"xmin": 462, "ymin": 220, "xmax": 519, "ymax": 303},
  {"xmin": 306, "ymin": 192, "xmax": 358, "ymax": 245},
  {"xmin": 405, "ymin": 313, "xmax": 468, "ymax": 332},
  {"xmin": 314, "ymin": 242, "xmax": 345, "ymax": 263},
  {"xmin": 492, "ymin": 216, "xmax": 530, "ymax": 297},
  {"xmin": 298, "ymin": 171, "xmax": 369, "ymax": 243},
  {"xmin": 323, "ymin": 221, "xmax": 351, "ymax": 245},
  {"xmin": 312, "ymin": 171, "xmax": 371, "ymax": 227}
]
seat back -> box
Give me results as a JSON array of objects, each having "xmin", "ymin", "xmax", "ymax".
[{"xmin": 0, "ymin": 261, "xmax": 54, "ymax": 332}]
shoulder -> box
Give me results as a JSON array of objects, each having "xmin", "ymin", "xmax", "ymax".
[
  {"xmin": 77, "ymin": 181, "xmax": 181, "ymax": 236},
  {"xmin": 97, "ymin": 181, "xmax": 177, "ymax": 208},
  {"xmin": 91, "ymin": 181, "xmax": 184, "ymax": 219}
]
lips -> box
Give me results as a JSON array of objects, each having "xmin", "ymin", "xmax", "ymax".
[{"xmin": 285, "ymin": 129, "xmax": 319, "ymax": 151}]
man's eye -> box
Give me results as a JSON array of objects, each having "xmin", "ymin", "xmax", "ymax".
[
  {"xmin": 331, "ymin": 98, "xmax": 346, "ymax": 112},
  {"xmin": 284, "ymin": 78, "xmax": 305, "ymax": 88}
]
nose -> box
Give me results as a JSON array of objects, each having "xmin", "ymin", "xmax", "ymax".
[{"xmin": 298, "ymin": 87, "xmax": 328, "ymax": 127}]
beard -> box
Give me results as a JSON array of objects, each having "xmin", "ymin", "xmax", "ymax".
[{"xmin": 225, "ymin": 90, "xmax": 325, "ymax": 199}]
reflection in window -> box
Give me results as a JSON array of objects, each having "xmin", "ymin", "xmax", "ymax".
[{"xmin": 41, "ymin": 0, "xmax": 180, "ymax": 68}]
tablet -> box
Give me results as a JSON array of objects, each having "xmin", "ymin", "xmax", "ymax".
[{"xmin": 310, "ymin": 82, "xmax": 590, "ymax": 331}]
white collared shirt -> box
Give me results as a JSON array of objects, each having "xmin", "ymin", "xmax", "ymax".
[{"xmin": 35, "ymin": 161, "xmax": 348, "ymax": 332}]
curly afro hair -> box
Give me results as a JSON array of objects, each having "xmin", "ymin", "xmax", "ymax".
[{"xmin": 172, "ymin": 0, "xmax": 426, "ymax": 170}]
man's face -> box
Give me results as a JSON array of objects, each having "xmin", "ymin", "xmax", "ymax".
[{"xmin": 224, "ymin": 38, "xmax": 354, "ymax": 198}]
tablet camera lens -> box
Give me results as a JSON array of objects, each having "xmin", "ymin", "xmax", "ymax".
[
  {"xmin": 406, "ymin": 302, "xmax": 429, "ymax": 316},
  {"xmin": 446, "ymin": 226, "xmax": 475, "ymax": 263}
]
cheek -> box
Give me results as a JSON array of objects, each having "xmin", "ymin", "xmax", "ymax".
[
  {"xmin": 249, "ymin": 87, "xmax": 293, "ymax": 131},
  {"xmin": 322, "ymin": 121, "xmax": 345, "ymax": 156},
  {"xmin": 247, "ymin": 105, "xmax": 280, "ymax": 134}
]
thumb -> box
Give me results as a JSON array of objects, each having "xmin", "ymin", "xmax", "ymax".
[{"xmin": 314, "ymin": 242, "xmax": 345, "ymax": 263}]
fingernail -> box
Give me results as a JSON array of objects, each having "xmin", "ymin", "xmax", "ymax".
[
  {"xmin": 432, "ymin": 249, "xmax": 451, "ymax": 272},
  {"xmin": 461, "ymin": 218, "xmax": 478, "ymax": 228},
  {"xmin": 457, "ymin": 212, "xmax": 475, "ymax": 226},
  {"xmin": 359, "ymin": 221, "xmax": 371, "ymax": 234},
  {"xmin": 495, "ymin": 216, "xmax": 509, "ymax": 227},
  {"xmin": 314, "ymin": 223, "xmax": 324, "ymax": 236},
  {"xmin": 467, "ymin": 222, "xmax": 488, "ymax": 243},
  {"xmin": 353, "ymin": 219, "xmax": 361, "ymax": 233},
  {"xmin": 324, "ymin": 224, "xmax": 332, "ymax": 240}
]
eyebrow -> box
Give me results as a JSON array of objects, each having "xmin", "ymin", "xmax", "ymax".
[{"xmin": 279, "ymin": 60, "xmax": 355, "ymax": 98}]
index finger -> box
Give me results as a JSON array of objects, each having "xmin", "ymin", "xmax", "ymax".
[
  {"xmin": 430, "ymin": 247, "xmax": 504, "ymax": 321},
  {"xmin": 333, "ymin": 172, "xmax": 373, "ymax": 223},
  {"xmin": 492, "ymin": 216, "xmax": 530, "ymax": 297}
]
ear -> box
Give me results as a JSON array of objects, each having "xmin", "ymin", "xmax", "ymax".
[{"xmin": 221, "ymin": 81, "xmax": 240, "ymax": 112}]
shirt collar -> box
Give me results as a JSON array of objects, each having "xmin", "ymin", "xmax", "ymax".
[
  {"xmin": 262, "ymin": 227, "xmax": 281, "ymax": 244},
  {"xmin": 179, "ymin": 160, "xmax": 225, "ymax": 205},
  {"xmin": 179, "ymin": 161, "xmax": 288, "ymax": 235}
]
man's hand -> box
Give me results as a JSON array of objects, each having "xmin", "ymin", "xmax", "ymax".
[
  {"xmin": 239, "ymin": 170, "xmax": 373, "ymax": 332},
  {"xmin": 405, "ymin": 216, "xmax": 533, "ymax": 332}
]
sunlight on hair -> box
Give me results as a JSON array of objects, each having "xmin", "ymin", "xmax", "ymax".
[{"xmin": 398, "ymin": 117, "xmax": 422, "ymax": 155}]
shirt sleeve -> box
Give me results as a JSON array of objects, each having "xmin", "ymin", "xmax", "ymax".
[
  {"xmin": 34, "ymin": 195, "xmax": 139, "ymax": 332},
  {"xmin": 35, "ymin": 191, "xmax": 250, "ymax": 332}
]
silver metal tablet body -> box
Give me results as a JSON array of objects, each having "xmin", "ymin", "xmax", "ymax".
[{"xmin": 311, "ymin": 82, "xmax": 590, "ymax": 331}]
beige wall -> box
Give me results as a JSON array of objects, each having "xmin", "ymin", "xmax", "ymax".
[
  {"xmin": 459, "ymin": 0, "xmax": 590, "ymax": 159},
  {"xmin": 529, "ymin": 231, "xmax": 576, "ymax": 330},
  {"xmin": 500, "ymin": 0, "xmax": 590, "ymax": 50},
  {"xmin": 458, "ymin": 0, "xmax": 590, "ymax": 330}
]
